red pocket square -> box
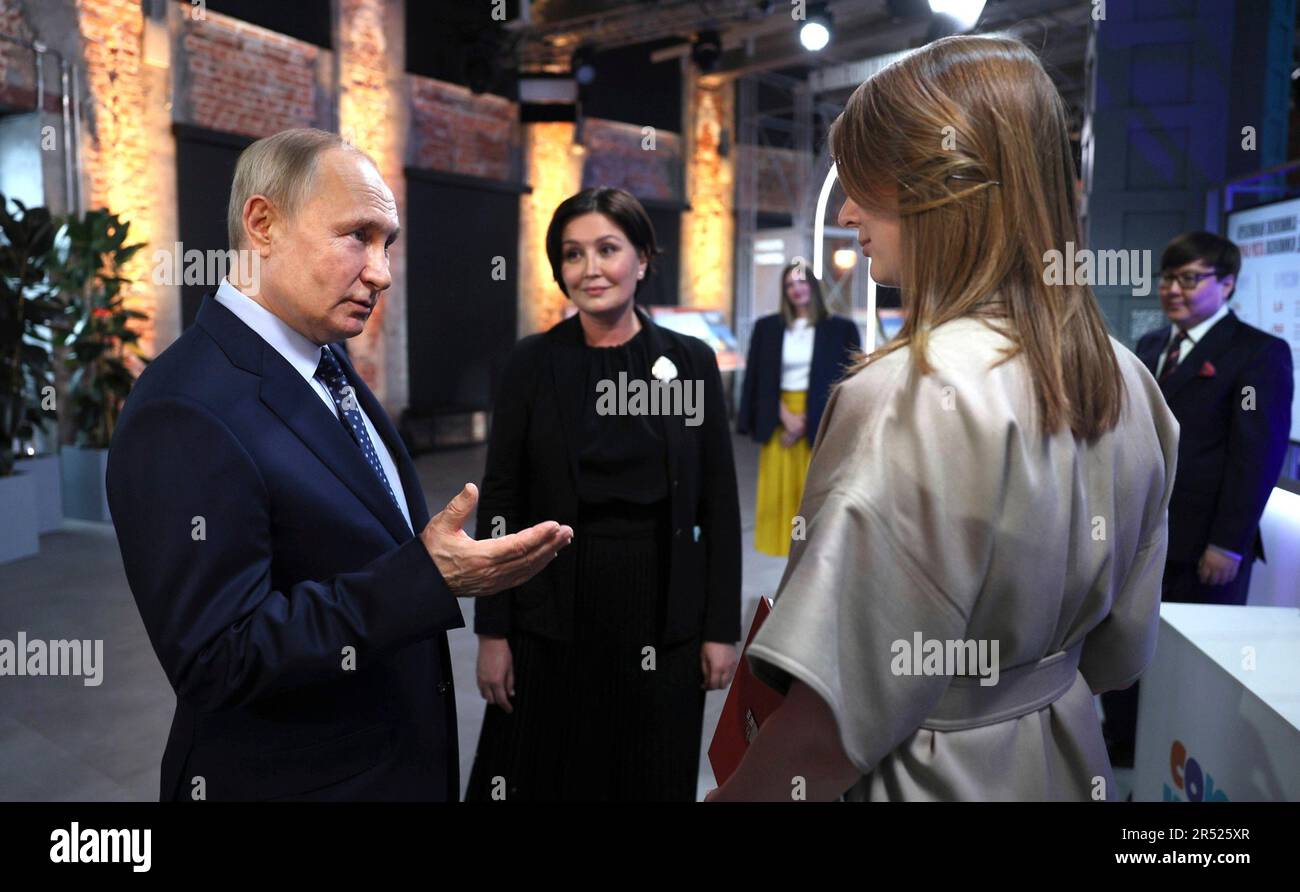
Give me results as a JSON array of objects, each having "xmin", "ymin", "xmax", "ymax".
[{"xmin": 1198, "ymin": 361, "xmax": 1216, "ymax": 378}]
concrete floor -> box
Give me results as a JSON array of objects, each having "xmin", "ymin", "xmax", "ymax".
[{"xmin": 0, "ymin": 432, "xmax": 787, "ymax": 801}]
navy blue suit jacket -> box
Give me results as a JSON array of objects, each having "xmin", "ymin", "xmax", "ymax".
[
  {"xmin": 736, "ymin": 313, "xmax": 861, "ymax": 446},
  {"xmin": 107, "ymin": 295, "xmax": 465, "ymax": 801},
  {"xmin": 1135, "ymin": 310, "xmax": 1293, "ymax": 565}
]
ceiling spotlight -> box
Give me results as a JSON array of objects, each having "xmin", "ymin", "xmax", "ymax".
[
  {"xmin": 570, "ymin": 44, "xmax": 597, "ymax": 86},
  {"xmin": 800, "ymin": 6, "xmax": 833, "ymax": 52},
  {"xmin": 692, "ymin": 29, "xmax": 723, "ymax": 72},
  {"xmin": 928, "ymin": 0, "xmax": 987, "ymax": 32}
]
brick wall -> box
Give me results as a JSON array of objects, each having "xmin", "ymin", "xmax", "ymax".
[
  {"xmin": 179, "ymin": 9, "xmax": 324, "ymax": 137},
  {"xmin": 581, "ymin": 118, "xmax": 681, "ymax": 201},
  {"xmin": 10, "ymin": 0, "xmax": 717, "ymax": 410},
  {"xmin": 408, "ymin": 75, "xmax": 517, "ymax": 181},
  {"xmin": 79, "ymin": 0, "xmax": 148, "ymax": 218},
  {"xmin": 0, "ymin": 0, "xmax": 38, "ymax": 112},
  {"xmin": 681, "ymin": 74, "xmax": 733, "ymax": 315},
  {"xmin": 78, "ymin": 0, "xmax": 157, "ymax": 349}
]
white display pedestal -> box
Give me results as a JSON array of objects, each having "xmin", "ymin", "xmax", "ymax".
[{"xmin": 1133, "ymin": 603, "xmax": 1300, "ymax": 801}]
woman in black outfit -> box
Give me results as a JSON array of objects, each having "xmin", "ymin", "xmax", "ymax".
[{"xmin": 464, "ymin": 187, "xmax": 741, "ymax": 802}]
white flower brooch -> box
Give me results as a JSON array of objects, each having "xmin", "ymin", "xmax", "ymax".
[{"xmin": 651, "ymin": 355, "xmax": 678, "ymax": 382}]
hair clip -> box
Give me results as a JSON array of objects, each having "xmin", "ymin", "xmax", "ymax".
[{"xmin": 947, "ymin": 173, "xmax": 1001, "ymax": 185}]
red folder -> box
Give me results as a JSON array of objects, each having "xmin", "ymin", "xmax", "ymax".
[{"xmin": 708, "ymin": 596, "xmax": 786, "ymax": 786}]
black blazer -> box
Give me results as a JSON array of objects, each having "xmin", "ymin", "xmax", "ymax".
[
  {"xmin": 736, "ymin": 313, "xmax": 861, "ymax": 446},
  {"xmin": 472, "ymin": 306, "xmax": 742, "ymax": 645},
  {"xmin": 107, "ymin": 295, "xmax": 465, "ymax": 801},
  {"xmin": 1135, "ymin": 310, "xmax": 1293, "ymax": 564}
]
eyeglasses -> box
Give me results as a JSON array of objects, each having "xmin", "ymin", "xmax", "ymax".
[{"xmin": 1158, "ymin": 271, "xmax": 1218, "ymax": 290}]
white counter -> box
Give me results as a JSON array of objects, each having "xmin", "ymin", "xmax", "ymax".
[{"xmin": 1133, "ymin": 603, "xmax": 1300, "ymax": 801}]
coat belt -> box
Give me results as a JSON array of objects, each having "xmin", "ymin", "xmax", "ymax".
[{"xmin": 919, "ymin": 641, "xmax": 1083, "ymax": 731}]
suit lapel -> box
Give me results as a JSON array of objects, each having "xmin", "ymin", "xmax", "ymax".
[
  {"xmin": 1136, "ymin": 331, "xmax": 1163, "ymax": 377},
  {"xmin": 196, "ymin": 294, "xmax": 416, "ymax": 543},
  {"xmin": 257, "ymin": 341, "xmax": 414, "ymax": 546},
  {"xmin": 548, "ymin": 316, "xmax": 587, "ymax": 492},
  {"xmin": 1161, "ymin": 311, "xmax": 1238, "ymax": 401}
]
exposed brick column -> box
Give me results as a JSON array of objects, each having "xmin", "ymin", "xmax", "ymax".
[
  {"xmin": 681, "ymin": 69, "xmax": 734, "ymax": 320},
  {"xmin": 519, "ymin": 121, "xmax": 583, "ymax": 336},
  {"xmin": 76, "ymin": 0, "xmax": 159, "ymax": 352},
  {"xmin": 336, "ymin": 0, "xmax": 406, "ymax": 414}
]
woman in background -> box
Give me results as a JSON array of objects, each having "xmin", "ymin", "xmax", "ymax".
[
  {"xmin": 466, "ymin": 187, "xmax": 741, "ymax": 801},
  {"xmin": 737, "ymin": 261, "xmax": 860, "ymax": 556},
  {"xmin": 710, "ymin": 33, "xmax": 1178, "ymax": 801}
]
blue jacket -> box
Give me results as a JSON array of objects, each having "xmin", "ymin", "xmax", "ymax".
[
  {"xmin": 736, "ymin": 313, "xmax": 861, "ymax": 446},
  {"xmin": 1135, "ymin": 310, "xmax": 1293, "ymax": 566},
  {"xmin": 107, "ymin": 295, "xmax": 465, "ymax": 801}
]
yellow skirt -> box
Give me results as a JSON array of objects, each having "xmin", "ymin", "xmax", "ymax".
[{"xmin": 754, "ymin": 390, "xmax": 812, "ymax": 557}]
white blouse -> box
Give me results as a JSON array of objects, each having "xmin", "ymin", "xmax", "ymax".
[{"xmin": 781, "ymin": 317, "xmax": 814, "ymax": 391}]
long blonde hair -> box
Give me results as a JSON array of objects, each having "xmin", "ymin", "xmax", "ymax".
[{"xmin": 832, "ymin": 34, "xmax": 1122, "ymax": 441}]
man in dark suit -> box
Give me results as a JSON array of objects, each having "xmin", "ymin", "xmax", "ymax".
[
  {"xmin": 107, "ymin": 128, "xmax": 572, "ymax": 801},
  {"xmin": 1103, "ymin": 230, "xmax": 1293, "ymax": 767}
]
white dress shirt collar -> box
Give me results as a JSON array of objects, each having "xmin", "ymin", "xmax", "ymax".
[{"xmin": 214, "ymin": 278, "xmax": 325, "ymax": 379}]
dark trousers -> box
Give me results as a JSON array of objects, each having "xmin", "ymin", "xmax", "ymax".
[{"xmin": 1101, "ymin": 556, "xmax": 1254, "ymax": 763}]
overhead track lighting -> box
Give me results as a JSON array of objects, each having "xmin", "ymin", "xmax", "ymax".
[
  {"xmin": 928, "ymin": 0, "xmax": 987, "ymax": 32},
  {"xmin": 800, "ymin": 4, "xmax": 832, "ymax": 52}
]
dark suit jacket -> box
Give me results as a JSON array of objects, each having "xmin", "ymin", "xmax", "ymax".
[
  {"xmin": 736, "ymin": 313, "xmax": 861, "ymax": 446},
  {"xmin": 107, "ymin": 295, "xmax": 465, "ymax": 801},
  {"xmin": 472, "ymin": 306, "xmax": 742, "ymax": 645},
  {"xmin": 1135, "ymin": 309, "xmax": 1293, "ymax": 564}
]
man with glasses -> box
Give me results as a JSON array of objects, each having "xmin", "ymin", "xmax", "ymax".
[{"xmin": 1102, "ymin": 231, "xmax": 1293, "ymax": 769}]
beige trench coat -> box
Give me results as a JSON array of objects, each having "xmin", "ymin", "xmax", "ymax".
[{"xmin": 747, "ymin": 316, "xmax": 1179, "ymax": 801}]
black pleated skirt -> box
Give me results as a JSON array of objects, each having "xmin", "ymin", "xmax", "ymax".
[{"xmin": 464, "ymin": 500, "xmax": 704, "ymax": 802}]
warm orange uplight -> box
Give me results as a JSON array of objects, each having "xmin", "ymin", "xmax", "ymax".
[
  {"xmin": 336, "ymin": 0, "xmax": 402, "ymax": 403},
  {"xmin": 520, "ymin": 121, "xmax": 584, "ymax": 335},
  {"xmin": 681, "ymin": 76, "xmax": 734, "ymax": 318},
  {"xmin": 78, "ymin": 0, "xmax": 155, "ymax": 356}
]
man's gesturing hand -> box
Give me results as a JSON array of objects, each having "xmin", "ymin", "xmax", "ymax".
[{"xmin": 420, "ymin": 482, "xmax": 574, "ymax": 598}]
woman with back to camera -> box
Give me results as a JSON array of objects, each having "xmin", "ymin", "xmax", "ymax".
[
  {"xmin": 465, "ymin": 186, "xmax": 741, "ymax": 802},
  {"xmin": 738, "ymin": 261, "xmax": 860, "ymax": 556},
  {"xmin": 708, "ymin": 34, "xmax": 1179, "ymax": 801}
]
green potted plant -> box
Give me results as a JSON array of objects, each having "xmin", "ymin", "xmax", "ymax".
[
  {"xmin": 48, "ymin": 208, "xmax": 148, "ymax": 522},
  {"xmin": 0, "ymin": 194, "xmax": 58, "ymax": 561}
]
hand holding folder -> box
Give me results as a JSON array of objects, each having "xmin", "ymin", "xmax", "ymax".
[{"xmin": 707, "ymin": 596, "xmax": 786, "ymax": 786}]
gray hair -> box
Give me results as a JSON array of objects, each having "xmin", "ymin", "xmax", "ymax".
[{"xmin": 227, "ymin": 128, "xmax": 373, "ymax": 249}]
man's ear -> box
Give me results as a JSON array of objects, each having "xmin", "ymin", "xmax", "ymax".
[
  {"xmin": 1220, "ymin": 273, "xmax": 1235, "ymax": 302},
  {"xmin": 242, "ymin": 195, "xmax": 277, "ymax": 256}
]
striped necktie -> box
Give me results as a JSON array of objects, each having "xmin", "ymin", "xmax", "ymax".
[{"xmin": 1158, "ymin": 331, "xmax": 1187, "ymax": 383}]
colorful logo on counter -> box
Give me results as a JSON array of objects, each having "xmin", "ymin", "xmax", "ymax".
[{"xmin": 1163, "ymin": 740, "xmax": 1230, "ymax": 802}]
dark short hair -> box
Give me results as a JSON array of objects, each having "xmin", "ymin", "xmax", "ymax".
[
  {"xmin": 1161, "ymin": 231, "xmax": 1241, "ymax": 298},
  {"xmin": 545, "ymin": 187, "xmax": 660, "ymax": 296}
]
